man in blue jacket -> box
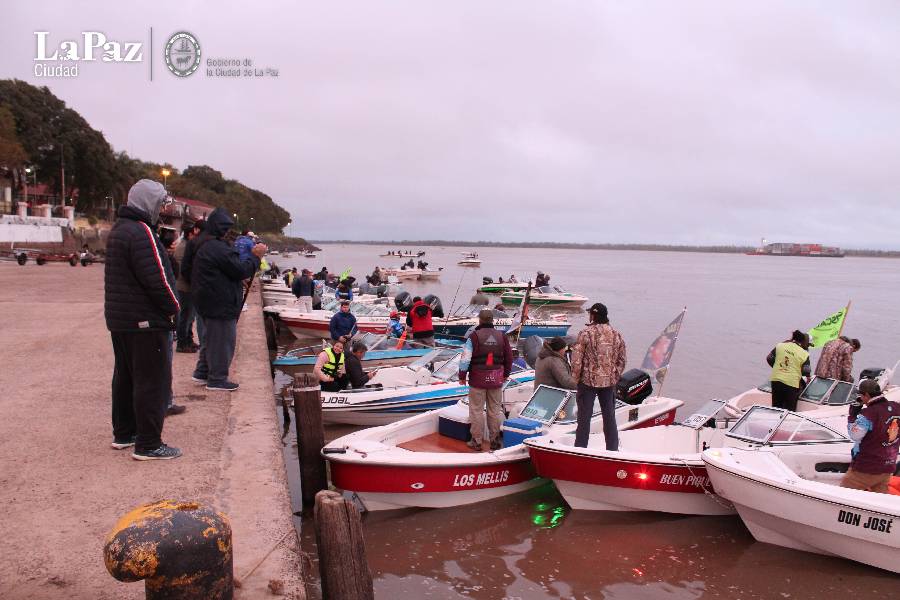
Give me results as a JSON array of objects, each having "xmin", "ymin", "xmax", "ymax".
[
  {"xmin": 188, "ymin": 209, "xmax": 267, "ymax": 391},
  {"xmin": 329, "ymin": 300, "xmax": 357, "ymax": 341},
  {"xmin": 104, "ymin": 179, "xmax": 182, "ymax": 460}
]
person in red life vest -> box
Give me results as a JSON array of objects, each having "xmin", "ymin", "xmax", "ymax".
[
  {"xmin": 841, "ymin": 379, "xmax": 900, "ymax": 494},
  {"xmin": 405, "ymin": 296, "xmax": 435, "ymax": 347},
  {"xmin": 458, "ymin": 310, "xmax": 513, "ymax": 451}
]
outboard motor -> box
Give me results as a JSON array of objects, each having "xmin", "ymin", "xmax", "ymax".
[
  {"xmin": 394, "ymin": 291, "xmax": 413, "ymax": 312},
  {"xmin": 482, "ymin": 276, "xmax": 494, "ymax": 285},
  {"xmin": 376, "ymin": 284, "xmax": 388, "ymax": 298},
  {"xmin": 521, "ymin": 336, "xmax": 544, "ymax": 369},
  {"xmin": 423, "ymin": 294, "xmax": 444, "ymax": 318},
  {"xmin": 859, "ymin": 367, "xmax": 885, "ymax": 381},
  {"xmin": 358, "ymin": 282, "xmax": 373, "ymax": 296},
  {"xmin": 615, "ymin": 369, "xmax": 653, "ymax": 405}
]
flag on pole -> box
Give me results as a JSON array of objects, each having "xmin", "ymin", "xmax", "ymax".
[
  {"xmin": 807, "ymin": 306, "xmax": 848, "ymax": 348},
  {"xmin": 505, "ymin": 283, "xmax": 532, "ymax": 337},
  {"xmin": 339, "ymin": 267, "xmax": 352, "ymax": 281},
  {"xmin": 640, "ymin": 308, "xmax": 687, "ymax": 383}
]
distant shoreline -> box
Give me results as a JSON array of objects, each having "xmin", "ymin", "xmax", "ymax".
[{"xmin": 307, "ymin": 240, "xmax": 900, "ymax": 258}]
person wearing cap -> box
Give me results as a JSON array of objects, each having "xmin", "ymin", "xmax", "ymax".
[
  {"xmin": 766, "ymin": 330, "xmax": 811, "ymax": 411},
  {"xmin": 292, "ymin": 268, "xmax": 315, "ymax": 313},
  {"xmin": 535, "ymin": 271, "xmax": 548, "ymax": 287},
  {"xmin": 458, "ymin": 309, "xmax": 513, "ymax": 451},
  {"xmin": 534, "ymin": 337, "xmax": 576, "ymax": 390},
  {"xmin": 841, "ymin": 379, "xmax": 900, "ymax": 494},
  {"xmin": 329, "ymin": 300, "xmax": 357, "ymax": 341},
  {"xmin": 815, "ymin": 336, "xmax": 861, "ymax": 382},
  {"xmin": 386, "ymin": 310, "xmax": 405, "ymax": 338},
  {"xmin": 570, "ymin": 302, "xmax": 627, "ymax": 450}
]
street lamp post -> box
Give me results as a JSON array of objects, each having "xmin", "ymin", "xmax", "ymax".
[
  {"xmin": 233, "ymin": 212, "xmax": 238, "ymax": 230},
  {"xmin": 161, "ymin": 168, "xmax": 170, "ymax": 190},
  {"xmin": 288, "ymin": 220, "xmax": 292, "ymax": 238}
]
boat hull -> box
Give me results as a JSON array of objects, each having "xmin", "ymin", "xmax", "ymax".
[
  {"xmin": 435, "ymin": 322, "xmax": 570, "ymax": 339},
  {"xmin": 704, "ymin": 448, "xmax": 899, "ymax": 573}
]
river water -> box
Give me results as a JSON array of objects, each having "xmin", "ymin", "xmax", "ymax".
[{"xmin": 270, "ymin": 244, "xmax": 899, "ymax": 599}]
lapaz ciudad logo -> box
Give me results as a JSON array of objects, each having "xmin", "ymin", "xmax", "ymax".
[
  {"xmin": 33, "ymin": 31, "xmax": 143, "ymax": 77},
  {"xmin": 164, "ymin": 32, "xmax": 201, "ymax": 77}
]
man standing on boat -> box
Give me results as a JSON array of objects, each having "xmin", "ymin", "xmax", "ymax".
[
  {"xmin": 406, "ymin": 296, "xmax": 435, "ymax": 347},
  {"xmin": 291, "ymin": 268, "xmax": 315, "ymax": 313},
  {"xmin": 329, "ymin": 300, "xmax": 357, "ymax": 341},
  {"xmin": 841, "ymin": 379, "xmax": 900, "ymax": 494},
  {"xmin": 570, "ymin": 303, "xmax": 626, "ymax": 450},
  {"xmin": 766, "ymin": 330, "xmax": 811, "ymax": 411},
  {"xmin": 459, "ymin": 310, "xmax": 513, "ymax": 451},
  {"xmin": 815, "ymin": 336, "xmax": 861, "ymax": 382},
  {"xmin": 104, "ymin": 179, "xmax": 181, "ymax": 460}
]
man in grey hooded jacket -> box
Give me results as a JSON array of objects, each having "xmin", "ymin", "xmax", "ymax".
[{"xmin": 104, "ymin": 179, "xmax": 182, "ymax": 460}]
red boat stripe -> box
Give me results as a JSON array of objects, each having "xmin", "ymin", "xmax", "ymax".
[{"xmin": 330, "ymin": 458, "xmax": 537, "ymax": 493}]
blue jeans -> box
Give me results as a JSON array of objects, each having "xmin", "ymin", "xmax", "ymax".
[
  {"xmin": 193, "ymin": 316, "xmax": 237, "ymax": 385},
  {"xmin": 574, "ymin": 383, "xmax": 618, "ymax": 450},
  {"xmin": 176, "ymin": 290, "xmax": 196, "ymax": 347}
]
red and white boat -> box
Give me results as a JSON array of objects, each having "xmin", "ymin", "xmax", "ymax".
[
  {"xmin": 322, "ymin": 385, "xmax": 682, "ymax": 511},
  {"xmin": 525, "ymin": 401, "xmax": 852, "ymax": 516},
  {"xmin": 265, "ymin": 304, "xmax": 391, "ymax": 338}
]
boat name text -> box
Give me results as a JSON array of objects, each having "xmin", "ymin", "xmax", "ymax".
[
  {"xmin": 659, "ymin": 473, "xmax": 709, "ymax": 488},
  {"xmin": 452, "ymin": 470, "xmax": 510, "ymax": 487},
  {"xmin": 837, "ymin": 510, "xmax": 892, "ymax": 533},
  {"xmin": 323, "ymin": 396, "xmax": 349, "ymax": 404}
]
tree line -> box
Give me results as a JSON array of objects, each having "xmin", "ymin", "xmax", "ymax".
[{"xmin": 0, "ymin": 79, "xmax": 291, "ymax": 233}]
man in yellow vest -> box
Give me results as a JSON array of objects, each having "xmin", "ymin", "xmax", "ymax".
[
  {"xmin": 766, "ymin": 330, "xmax": 811, "ymax": 412},
  {"xmin": 314, "ymin": 338, "xmax": 348, "ymax": 392}
]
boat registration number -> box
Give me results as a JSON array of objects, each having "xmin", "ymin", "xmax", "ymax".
[{"xmin": 837, "ymin": 509, "xmax": 893, "ymax": 533}]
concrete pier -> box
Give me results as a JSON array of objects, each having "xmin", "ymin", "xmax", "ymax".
[{"xmin": 0, "ymin": 262, "xmax": 303, "ymax": 599}]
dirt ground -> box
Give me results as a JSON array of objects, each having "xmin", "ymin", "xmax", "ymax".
[{"xmin": 0, "ymin": 261, "xmax": 304, "ymax": 599}]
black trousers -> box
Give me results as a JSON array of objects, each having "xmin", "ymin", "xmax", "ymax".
[
  {"xmin": 771, "ymin": 380, "xmax": 801, "ymax": 412},
  {"xmin": 111, "ymin": 330, "xmax": 172, "ymax": 452}
]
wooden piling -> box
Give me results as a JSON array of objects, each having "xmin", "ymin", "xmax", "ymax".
[
  {"xmin": 292, "ymin": 372, "xmax": 327, "ymax": 506},
  {"xmin": 314, "ymin": 490, "xmax": 374, "ymax": 600}
]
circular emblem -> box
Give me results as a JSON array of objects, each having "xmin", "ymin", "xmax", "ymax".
[
  {"xmin": 410, "ymin": 482, "xmax": 425, "ymax": 490},
  {"xmin": 616, "ymin": 470, "xmax": 627, "ymax": 480},
  {"xmin": 164, "ymin": 32, "xmax": 201, "ymax": 77}
]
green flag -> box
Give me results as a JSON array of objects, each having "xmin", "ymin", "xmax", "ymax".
[
  {"xmin": 807, "ymin": 306, "xmax": 847, "ymax": 348},
  {"xmin": 339, "ymin": 267, "xmax": 352, "ymax": 281}
]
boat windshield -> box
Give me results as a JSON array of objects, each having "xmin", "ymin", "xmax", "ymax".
[
  {"xmin": 799, "ymin": 377, "xmax": 857, "ymax": 406},
  {"xmin": 680, "ymin": 399, "xmax": 727, "ymax": 429},
  {"xmin": 407, "ymin": 348, "xmax": 460, "ymax": 372},
  {"xmin": 726, "ymin": 406, "xmax": 849, "ymax": 445},
  {"xmin": 518, "ymin": 386, "xmax": 572, "ymax": 424},
  {"xmin": 432, "ymin": 355, "xmax": 461, "ymax": 382}
]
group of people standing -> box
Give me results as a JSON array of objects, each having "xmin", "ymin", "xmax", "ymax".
[{"xmin": 104, "ymin": 179, "xmax": 266, "ymax": 461}]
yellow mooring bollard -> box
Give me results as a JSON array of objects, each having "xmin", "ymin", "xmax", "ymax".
[{"xmin": 103, "ymin": 499, "xmax": 234, "ymax": 600}]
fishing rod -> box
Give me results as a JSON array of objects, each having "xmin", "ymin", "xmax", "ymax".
[{"xmin": 442, "ymin": 268, "xmax": 467, "ymax": 325}]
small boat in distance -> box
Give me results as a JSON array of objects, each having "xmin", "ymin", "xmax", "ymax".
[
  {"xmin": 500, "ymin": 286, "xmax": 588, "ymax": 309},
  {"xmin": 747, "ymin": 238, "xmax": 844, "ymax": 257},
  {"xmin": 380, "ymin": 250, "xmax": 426, "ymax": 258},
  {"xmin": 458, "ymin": 252, "xmax": 481, "ymax": 266}
]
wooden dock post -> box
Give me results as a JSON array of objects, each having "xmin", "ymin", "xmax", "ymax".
[
  {"xmin": 314, "ymin": 490, "xmax": 374, "ymax": 600},
  {"xmin": 292, "ymin": 372, "xmax": 327, "ymax": 506}
]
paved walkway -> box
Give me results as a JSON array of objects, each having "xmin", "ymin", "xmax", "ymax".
[{"xmin": 0, "ymin": 262, "xmax": 303, "ymax": 599}]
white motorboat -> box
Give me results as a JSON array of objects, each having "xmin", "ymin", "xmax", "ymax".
[
  {"xmin": 703, "ymin": 446, "xmax": 900, "ymax": 573},
  {"xmin": 458, "ymin": 252, "xmax": 481, "ymax": 267},
  {"xmin": 526, "ymin": 401, "xmax": 853, "ymax": 516},
  {"xmin": 380, "ymin": 251, "xmax": 425, "ymax": 258},
  {"xmin": 724, "ymin": 363, "xmax": 900, "ymax": 418},
  {"xmin": 322, "ymin": 385, "xmax": 683, "ymax": 511},
  {"xmin": 500, "ymin": 286, "xmax": 588, "ymax": 309},
  {"xmin": 418, "ymin": 267, "xmax": 443, "ymax": 280},
  {"xmin": 266, "ymin": 302, "xmax": 393, "ymax": 338},
  {"xmin": 435, "ymin": 305, "xmax": 571, "ymax": 339},
  {"xmin": 318, "ymin": 348, "xmax": 535, "ymax": 426},
  {"xmin": 304, "ymin": 252, "xmax": 316, "ymax": 258},
  {"xmin": 380, "ymin": 267, "xmax": 423, "ymax": 281}
]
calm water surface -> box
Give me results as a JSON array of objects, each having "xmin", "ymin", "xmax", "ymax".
[{"xmin": 271, "ymin": 245, "xmax": 899, "ymax": 599}]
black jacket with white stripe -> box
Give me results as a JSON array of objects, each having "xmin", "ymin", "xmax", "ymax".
[{"xmin": 104, "ymin": 205, "xmax": 180, "ymax": 332}]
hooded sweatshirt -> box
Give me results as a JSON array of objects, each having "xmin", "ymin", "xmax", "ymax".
[
  {"xmin": 191, "ymin": 208, "xmax": 260, "ymax": 320},
  {"xmin": 104, "ymin": 179, "xmax": 179, "ymax": 331}
]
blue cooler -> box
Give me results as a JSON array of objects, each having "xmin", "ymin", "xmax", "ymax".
[
  {"xmin": 438, "ymin": 403, "xmax": 472, "ymax": 441},
  {"xmin": 501, "ymin": 417, "xmax": 543, "ymax": 447}
]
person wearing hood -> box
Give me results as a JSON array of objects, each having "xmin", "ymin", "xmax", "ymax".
[
  {"xmin": 104, "ymin": 179, "xmax": 182, "ymax": 460},
  {"xmin": 406, "ymin": 296, "xmax": 435, "ymax": 347},
  {"xmin": 534, "ymin": 337, "xmax": 576, "ymax": 390},
  {"xmin": 189, "ymin": 208, "xmax": 267, "ymax": 391},
  {"xmin": 329, "ymin": 300, "xmax": 357, "ymax": 341}
]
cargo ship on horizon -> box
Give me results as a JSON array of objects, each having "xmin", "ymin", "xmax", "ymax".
[{"xmin": 747, "ymin": 239, "xmax": 844, "ymax": 258}]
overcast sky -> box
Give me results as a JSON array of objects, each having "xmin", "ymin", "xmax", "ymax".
[{"xmin": 4, "ymin": 1, "xmax": 900, "ymax": 246}]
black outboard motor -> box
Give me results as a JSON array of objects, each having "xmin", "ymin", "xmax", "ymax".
[
  {"xmin": 616, "ymin": 369, "xmax": 653, "ymax": 405},
  {"xmin": 859, "ymin": 367, "xmax": 885, "ymax": 382},
  {"xmin": 423, "ymin": 294, "xmax": 444, "ymax": 318},
  {"xmin": 482, "ymin": 276, "xmax": 494, "ymax": 285},
  {"xmin": 376, "ymin": 284, "xmax": 388, "ymax": 298},
  {"xmin": 394, "ymin": 291, "xmax": 413, "ymax": 313}
]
